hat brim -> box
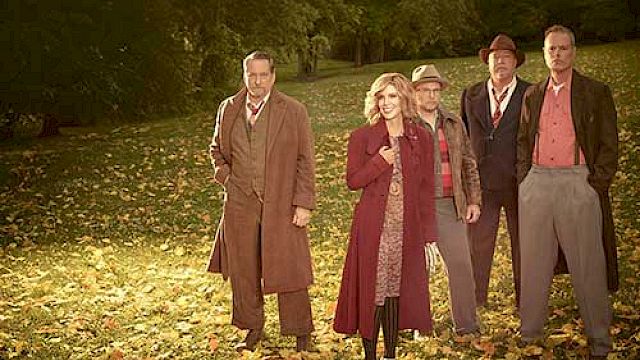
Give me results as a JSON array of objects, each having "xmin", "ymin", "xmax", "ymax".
[
  {"xmin": 479, "ymin": 48, "xmax": 526, "ymax": 68},
  {"xmin": 413, "ymin": 77, "xmax": 449, "ymax": 90}
]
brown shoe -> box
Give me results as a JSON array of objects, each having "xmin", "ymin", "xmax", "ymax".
[
  {"xmin": 295, "ymin": 334, "xmax": 310, "ymax": 352},
  {"xmin": 235, "ymin": 329, "xmax": 263, "ymax": 352}
]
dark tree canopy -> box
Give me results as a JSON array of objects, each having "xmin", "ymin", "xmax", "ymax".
[{"xmin": 0, "ymin": 0, "xmax": 636, "ymax": 138}]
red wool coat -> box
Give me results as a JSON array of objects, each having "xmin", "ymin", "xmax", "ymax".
[{"xmin": 333, "ymin": 119, "xmax": 437, "ymax": 339}]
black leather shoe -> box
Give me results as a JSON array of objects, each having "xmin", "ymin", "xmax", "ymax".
[
  {"xmin": 235, "ymin": 329, "xmax": 263, "ymax": 352},
  {"xmin": 295, "ymin": 334, "xmax": 310, "ymax": 352}
]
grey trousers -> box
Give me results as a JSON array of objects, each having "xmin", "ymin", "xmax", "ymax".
[
  {"xmin": 435, "ymin": 198, "xmax": 479, "ymax": 334},
  {"xmin": 519, "ymin": 165, "xmax": 612, "ymax": 356}
]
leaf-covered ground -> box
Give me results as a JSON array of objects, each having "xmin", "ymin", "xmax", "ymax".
[{"xmin": 1, "ymin": 41, "xmax": 639, "ymax": 359}]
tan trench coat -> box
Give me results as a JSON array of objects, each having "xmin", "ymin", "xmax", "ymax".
[{"xmin": 207, "ymin": 88, "xmax": 316, "ymax": 294}]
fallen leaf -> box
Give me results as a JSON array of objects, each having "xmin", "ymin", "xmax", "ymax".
[
  {"xmin": 523, "ymin": 344, "xmax": 543, "ymax": 356},
  {"xmin": 472, "ymin": 339, "xmax": 496, "ymax": 356},
  {"xmin": 110, "ymin": 348, "xmax": 124, "ymax": 360},
  {"xmin": 174, "ymin": 246, "xmax": 185, "ymax": 256},
  {"xmin": 209, "ymin": 335, "xmax": 219, "ymax": 352}
]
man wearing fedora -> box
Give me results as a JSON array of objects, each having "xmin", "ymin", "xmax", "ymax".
[
  {"xmin": 460, "ymin": 34, "xmax": 530, "ymax": 308},
  {"xmin": 412, "ymin": 64, "xmax": 482, "ymax": 335},
  {"xmin": 517, "ymin": 25, "xmax": 618, "ymax": 359}
]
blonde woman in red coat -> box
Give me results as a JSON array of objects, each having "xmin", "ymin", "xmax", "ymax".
[{"xmin": 334, "ymin": 73, "xmax": 437, "ymax": 359}]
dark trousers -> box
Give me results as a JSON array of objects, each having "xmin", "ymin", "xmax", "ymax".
[
  {"xmin": 226, "ymin": 189, "xmax": 314, "ymax": 336},
  {"xmin": 468, "ymin": 187, "xmax": 520, "ymax": 307}
]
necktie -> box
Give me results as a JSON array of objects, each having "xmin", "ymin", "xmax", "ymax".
[
  {"xmin": 247, "ymin": 101, "xmax": 264, "ymax": 127},
  {"xmin": 491, "ymin": 88, "xmax": 508, "ymax": 127}
]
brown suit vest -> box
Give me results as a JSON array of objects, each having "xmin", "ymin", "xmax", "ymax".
[{"xmin": 229, "ymin": 99, "xmax": 271, "ymax": 200}]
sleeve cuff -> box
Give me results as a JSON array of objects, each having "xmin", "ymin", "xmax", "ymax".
[{"xmin": 293, "ymin": 195, "xmax": 316, "ymax": 210}]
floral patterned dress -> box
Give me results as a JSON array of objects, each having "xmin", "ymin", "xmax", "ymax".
[{"xmin": 374, "ymin": 135, "xmax": 404, "ymax": 306}]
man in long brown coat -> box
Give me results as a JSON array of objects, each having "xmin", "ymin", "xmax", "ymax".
[
  {"xmin": 207, "ymin": 51, "xmax": 316, "ymax": 352},
  {"xmin": 517, "ymin": 25, "xmax": 618, "ymax": 359}
]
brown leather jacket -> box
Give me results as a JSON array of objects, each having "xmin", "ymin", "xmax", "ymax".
[{"xmin": 419, "ymin": 107, "xmax": 482, "ymax": 220}]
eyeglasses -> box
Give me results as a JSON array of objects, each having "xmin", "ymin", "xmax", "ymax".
[{"xmin": 416, "ymin": 88, "xmax": 441, "ymax": 95}]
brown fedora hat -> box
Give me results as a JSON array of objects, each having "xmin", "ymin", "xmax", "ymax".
[{"xmin": 479, "ymin": 34, "xmax": 525, "ymax": 67}]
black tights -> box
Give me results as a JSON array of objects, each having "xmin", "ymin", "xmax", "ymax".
[{"xmin": 362, "ymin": 297, "xmax": 399, "ymax": 359}]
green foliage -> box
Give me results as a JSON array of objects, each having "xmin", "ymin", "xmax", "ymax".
[
  {"xmin": 475, "ymin": 0, "xmax": 547, "ymax": 41},
  {"xmin": 1, "ymin": 0, "xmax": 191, "ymax": 122},
  {"xmin": 475, "ymin": 0, "xmax": 636, "ymax": 44},
  {"xmin": 0, "ymin": 41, "xmax": 639, "ymax": 359},
  {"xmin": 580, "ymin": 0, "xmax": 635, "ymax": 41},
  {"xmin": 1, "ymin": 0, "xmax": 638, "ymax": 138},
  {"xmin": 391, "ymin": 0, "xmax": 485, "ymax": 57}
]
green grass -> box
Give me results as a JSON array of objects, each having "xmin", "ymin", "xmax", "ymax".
[{"xmin": 1, "ymin": 40, "xmax": 639, "ymax": 359}]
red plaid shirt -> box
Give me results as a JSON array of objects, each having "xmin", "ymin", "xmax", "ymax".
[{"xmin": 437, "ymin": 121, "xmax": 453, "ymax": 197}]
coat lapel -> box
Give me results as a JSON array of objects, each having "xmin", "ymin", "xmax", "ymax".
[
  {"xmin": 364, "ymin": 119, "xmax": 417, "ymax": 157},
  {"xmin": 497, "ymin": 78, "xmax": 527, "ymax": 130},
  {"xmin": 570, "ymin": 70, "xmax": 587, "ymax": 140},
  {"xmin": 266, "ymin": 89, "xmax": 287, "ymax": 157},
  {"xmin": 402, "ymin": 119, "xmax": 419, "ymax": 151},
  {"xmin": 471, "ymin": 83, "xmax": 491, "ymax": 131},
  {"xmin": 221, "ymin": 89, "xmax": 246, "ymax": 157},
  {"xmin": 528, "ymin": 80, "xmax": 548, "ymax": 137},
  {"xmin": 365, "ymin": 120, "xmax": 390, "ymax": 155}
]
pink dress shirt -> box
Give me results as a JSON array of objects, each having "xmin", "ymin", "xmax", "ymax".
[{"xmin": 533, "ymin": 72, "xmax": 586, "ymax": 167}]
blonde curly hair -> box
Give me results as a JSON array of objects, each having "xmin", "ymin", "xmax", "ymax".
[{"xmin": 364, "ymin": 73, "xmax": 417, "ymax": 125}]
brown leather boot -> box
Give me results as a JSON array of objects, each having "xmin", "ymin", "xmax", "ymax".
[
  {"xmin": 235, "ymin": 329, "xmax": 263, "ymax": 352},
  {"xmin": 295, "ymin": 334, "xmax": 310, "ymax": 352}
]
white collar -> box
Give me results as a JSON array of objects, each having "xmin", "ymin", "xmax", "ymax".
[
  {"xmin": 246, "ymin": 91, "xmax": 271, "ymax": 109},
  {"xmin": 487, "ymin": 76, "xmax": 517, "ymax": 97}
]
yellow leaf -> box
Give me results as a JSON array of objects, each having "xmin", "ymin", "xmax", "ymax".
[
  {"xmin": 35, "ymin": 327, "xmax": 59, "ymax": 334},
  {"xmin": 209, "ymin": 335, "xmax": 219, "ymax": 352},
  {"xmin": 523, "ymin": 344, "xmax": 543, "ymax": 356},
  {"xmin": 472, "ymin": 339, "xmax": 496, "ymax": 356},
  {"xmin": 110, "ymin": 348, "xmax": 124, "ymax": 360},
  {"xmin": 174, "ymin": 246, "xmax": 185, "ymax": 256}
]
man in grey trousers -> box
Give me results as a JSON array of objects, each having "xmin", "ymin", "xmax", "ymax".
[
  {"xmin": 412, "ymin": 64, "xmax": 482, "ymax": 335},
  {"xmin": 517, "ymin": 25, "xmax": 619, "ymax": 359}
]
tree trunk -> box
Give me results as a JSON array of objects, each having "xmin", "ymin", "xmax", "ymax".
[
  {"xmin": 0, "ymin": 112, "xmax": 18, "ymax": 140},
  {"xmin": 312, "ymin": 43, "xmax": 318, "ymax": 74},
  {"xmin": 38, "ymin": 113, "xmax": 60, "ymax": 137},
  {"xmin": 383, "ymin": 38, "xmax": 390, "ymax": 62},
  {"xmin": 297, "ymin": 49, "xmax": 307, "ymax": 80},
  {"xmin": 354, "ymin": 33, "xmax": 363, "ymax": 68},
  {"xmin": 371, "ymin": 38, "xmax": 384, "ymax": 64}
]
